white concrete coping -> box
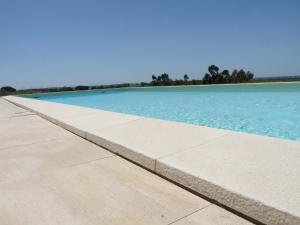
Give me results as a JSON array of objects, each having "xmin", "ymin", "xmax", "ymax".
[{"xmin": 4, "ymin": 95, "xmax": 300, "ymax": 225}]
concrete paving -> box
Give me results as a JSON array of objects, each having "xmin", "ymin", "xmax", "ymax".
[
  {"xmin": 86, "ymin": 118, "xmax": 228, "ymax": 170},
  {"xmin": 0, "ymin": 114, "xmax": 72, "ymax": 150},
  {"xmin": 0, "ymin": 98, "xmax": 32, "ymax": 119},
  {"xmin": 157, "ymin": 133, "xmax": 300, "ymax": 225},
  {"xmin": 5, "ymin": 95, "xmax": 300, "ymax": 225},
  {"xmin": 0, "ymin": 136, "xmax": 113, "ymax": 183},
  {"xmin": 0, "ymin": 97, "xmax": 252, "ymax": 225}
]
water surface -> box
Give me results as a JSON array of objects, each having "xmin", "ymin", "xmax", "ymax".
[{"xmin": 29, "ymin": 83, "xmax": 300, "ymax": 141}]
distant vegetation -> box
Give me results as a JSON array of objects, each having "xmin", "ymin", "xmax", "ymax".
[
  {"xmin": 90, "ymin": 83, "xmax": 131, "ymax": 90},
  {"xmin": 142, "ymin": 65, "xmax": 254, "ymax": 86},
  {"xmin": 74, "ymin": 85, "xmax": 89, "ymax": 90},
  {"xmin": 202, "ymin": 65, "xmax": 254, "ymax": 84},
  {"xmin": 0, "ymin": 86, "xmax": 16, "ymax": 96},
  {"xmin": 1, "ymin": 65, "xmax": 300, "ymax": 96},
  {"xmin": 0, "ymin": 83, "xmax": 132, "ymax": 96}
]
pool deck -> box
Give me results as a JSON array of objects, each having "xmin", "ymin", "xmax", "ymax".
[
  {"xmin": 3, "ymin": 96, "xmax": 300, "ymax": 225},
  {"xmin": 0, "ymin": 97, "xmax": 256, "ymax": 225}
]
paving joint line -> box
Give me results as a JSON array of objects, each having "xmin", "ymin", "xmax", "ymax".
[
  {"xmin": 0, "ymin": 113, "xmax": 36, "ymax": 120},
  {"xmin": 7, "ymin": 113, "xmax": 35, "ymax": 118},
  {"xmin": 0, "ymin": 136, "xmax": 73, "ymax": 152},
  {"xmin": 167, "ymin": 204, "xmax": 212, "ymax": 225},
  {"xmin": 0, "ymin": 155, "xmax": 117, "ymax": 185},
  {"xmin": 54, "ymin": 154, "xmax": 117, "ymax": 170}
]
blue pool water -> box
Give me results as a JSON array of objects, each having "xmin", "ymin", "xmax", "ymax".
[{"xmin": 29, "ymin": 83, "xmax": 300, "ymax": 141}]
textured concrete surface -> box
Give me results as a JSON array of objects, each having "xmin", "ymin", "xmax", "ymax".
[
  {"xmin": 58, "ymin": 112, "xmax": 140, "ymax": 138},
  {"xmin": 0, "ymin": 136, "xmax": 113, "ymax": 183},
  {"xmin": 87, "ymin": 118, "xmax": 228, "ymax": 170},
  {"xmin": 0, "ymin": 98, "xmax": 32, "ymax": 119},
  {"xmin": 0, "ymin": 157, "xmax": 209, "ymax": 225},
  {"xmin": 0, "ymin": 115, "xmax": 72, "ymax": 150},
  {"xmin": 0, "ymin": 97, "xmax": 252, "ymax": 225},
  {"xmin": 157, "ymin": 132, "xmax": 300, "ymax": 225},
  {"xmin": 5, "ymin": 95, "xmax": 300, "ymax": 224}
]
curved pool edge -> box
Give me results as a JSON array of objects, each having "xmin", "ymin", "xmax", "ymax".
[{"xmin": 4, "ymin": 95, "xmax": 300, "ymax": 225}]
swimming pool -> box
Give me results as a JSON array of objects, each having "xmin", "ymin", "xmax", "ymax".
[{"xmin": 29, "ymin": 83, "xmax": 300, "ymax": 141}]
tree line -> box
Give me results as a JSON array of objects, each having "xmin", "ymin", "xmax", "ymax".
[
  {"xmin": 0, "ymin": 83, "xmax": 132, "ymax": 96},
  {"xmin": 0, "ymin": 65, "xmax": 255, "ymax": 95},
  {"xmin": 141, "ymin": 65, "xmax": 254, "ymax": 87},
  {"xmin": 202, "ymin": 65, "xmax": 254, "ymax": 84},
  {"xmin": 149, "ymin": 73, "xmax": 198, "ymax": 86}
]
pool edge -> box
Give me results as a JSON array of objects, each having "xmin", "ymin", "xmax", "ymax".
[{"xmin": 4, "ymin": 95, "xmax": 300, "ymax": 225}]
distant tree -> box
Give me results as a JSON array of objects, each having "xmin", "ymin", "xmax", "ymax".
[
  {"xmin": 191, "ymin": 79, "xmax": 202, "ymax": 85},
  {"xmin": 59, "ymin": 86, "xmax": 74, "ymax": 92},
  {"xmin": 203, "ymin": 66, "xmax": 254, "ymax": 84},
  {"xmin": 160, "ymin": 73, "xmax": 171, "ymax": 85},
  {"xmin": 140, "ymin": 82, "xmax": 148, "ymax": 87},
  {"xmin": 1, "ymin": 86, "xmax": 16, "ymax": 92},
  {"xmin": 208, "ymin": 65, "xmax": 219, "ymax": 75},
  {"xmin": 221, "ymin": 70, "xmax": 230, "ymax": 76},
  {"xmin": 0, "ymin": 86, "xmax": 16, "ymax": 96},
  {"xmin": 207, "ymin": 65, "xmax": 222, "ymax": 83},
  {"xmin": 174, "ymin": 79, "xmax": 184, "ymax": 85},
  {"xmin": 75, "ymin": 85, "xmax": 89, "ymax": 90},
  {"xmin": 156, "ymin": 75, "xmax": 162, "ymax": 85},
  {"xmin": 184, "ymin": 74, "xmax": 189, "ymax": 85},
  {"xmin": 236, "ymin": 69, "xmax": 246, "ymax": 83},
  {"xmin": 246, "ymin": 71, "xmax": 254, "ymax": 81},
  {"xmin": 221, "ymin": 70, "xmax": 231, "ymax": 83},
  {"xmin": 151, "ymin": 75, "xmax": 157, "ymax": 86},
  {"xmin": 202, "ymin": 73, "xmax": 211, "ymax": 84},
  {"xmin": 231, "ymin": 69, "xmax": 238, "ymax": 83}
]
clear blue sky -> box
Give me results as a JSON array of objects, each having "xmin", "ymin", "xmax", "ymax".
[{"xmin": 1, "ymin": 0, "xmax": 299, "ymax": 89}]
